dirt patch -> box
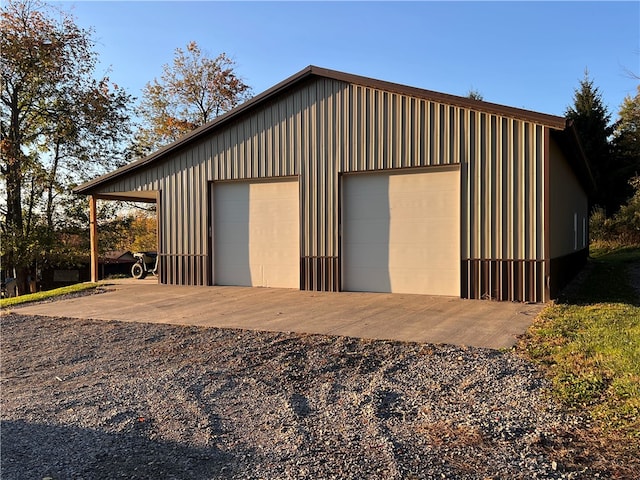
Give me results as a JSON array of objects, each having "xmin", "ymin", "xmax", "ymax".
[{"xmin": 1, "ymin": 313, "xmax": 626, "ymax": 479}]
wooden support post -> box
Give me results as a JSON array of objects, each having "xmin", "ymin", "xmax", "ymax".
[{"xmin": 89, "ymin": 195, "xmax": 99, "ymax": 282}]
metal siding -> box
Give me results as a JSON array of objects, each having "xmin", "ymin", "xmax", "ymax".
[
  {"xmin": 85, "ymin": 75, "xmax": 550, "ymax": 299},
  {"xmin": 460, "ymin": 113, "xmax": 547, "ymax": 302}
]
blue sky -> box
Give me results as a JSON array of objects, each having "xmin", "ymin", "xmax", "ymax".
[{"xmin": 53, "ymin": 1, "xmax": 639, "ymax": 118}]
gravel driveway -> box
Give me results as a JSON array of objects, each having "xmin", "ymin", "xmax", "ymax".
[{"xmin": 1, "ymin": 312, "xmax": 604, "ymax": 479}]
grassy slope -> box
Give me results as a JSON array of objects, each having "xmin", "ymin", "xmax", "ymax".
[
  {"xmin": 0, "ymin": 282, "xmax": 100, "ymax": 309},
  {"xmin": 519, "ymin": 246, "xmax": 640, "ymax": 475}
]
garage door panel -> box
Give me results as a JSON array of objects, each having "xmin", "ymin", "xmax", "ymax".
[
  {"xmin": 214, "ymin": 180, "xmax": 299, "ymax": 288},
  {"xmin": 347, "ymin": 220, "xmax": 390, "ymax": 241},
  {"xmin": 347, "ymin": 243, "xmax": 390, "ymax": 268},
  {"xmin": 344, "ymin": 266, "xmax": 391, "ymax": 292},
  {"xmin": 344, "ymin": 169, "xmax": 460, "ymax": 296}
]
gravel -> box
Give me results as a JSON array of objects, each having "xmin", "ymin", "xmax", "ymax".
[{"xmin": 1, "ymin": 312, "xmax": 609, "ymax": 479}]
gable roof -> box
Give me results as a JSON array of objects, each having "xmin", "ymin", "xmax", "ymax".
[{"xmin": 75, "ymin": 65, "xmax": 588, "ymax": 194}]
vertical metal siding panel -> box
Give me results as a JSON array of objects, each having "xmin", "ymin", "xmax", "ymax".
[
  {"xmin": 225, "ymin": 128, "xmax": 232, "ymax": 180},
  {"xmin": 214, "ymin": 131, "xmax": 220, "ymax": 180},
  {"xmin": 383, "ymin": 91, "xmax": 389, "ymax": 169},
  {"xmin": 536, "ymin": 125, "xmax": 544, "ymax": 260},
  {"xmin": 400, "ymin": 95, "xmax": 406, "ymax": 168},
  {"xmin": 511, "ymin": 120, "xmax": 520, "ymax": 260},
  {"xmin": 373, "ymin": 88, "xmax": 379, "ymax": 170},
  {"xmin": 259, "ymin": 108, "xmax": 266, "ymax": 177},
  {"xmin": 529, "ymin": 123, "xmax": 537, "ymax": 261},
  {"xmin": 358, "ymin": 86, "xmax": 366, "ymax": 171},
  {"xmin": 370, "ymin": 87, "xmax": 377, "ymax": 170},
  {"xmin": 477, "ymin": 112, "xmax": 485, "ymax": 260},
  {"xmin": 253, "ymin": 109, "xmax": 260, "ymax": 177},
  {"xmin": 321, "ymin": 81, "xmax": 328, "ymax": 258},
  {"xmin": 316, "ymin": 81, "xmax": 324, "ymax": 258},
  {"xmin": 347, "ymin": 86, "xmax": 355, "ymax": 172},
  {"xmin": 449, "ymin": 106, "xmax": 457, "ymax": 165},
  {"xmin": 311, "ymin": 83, "xmax": 319, "ymax": 258},
  {"xmin": 358, "ymin": 86, "xmax": 365, "ymax": 171},
  {"xmin": 240, "ymin": 117, "xmax": 247, "ymax": 179},
  {"xmin": 408, "ymin": 98, "xmax": 416, "ymax": 167},
  {"xmin": 439, "ymin": 104, "xmax": 446, "ymax": 165},
  {"xmin": 501, "ymin": 118, "xmax": 509, "ymax": 260},
  {"xmin": 224, "ymin": 129, "xmax": 236, "ymax": 180},
  {"xmin": 518, "ymin": 121, "xmax": 526, "ymax": 260},
  {"xmin": 271, "ymin": 103, "xmax": 277, "ymax": 177},
  {"xmin": 468, "ymin": 110, "xmax": 476, "ymax": 260},
  {"xmin": 197, "ymin": 159, "xmax": 204, "ymax": 257},
  {"xmin": 171, "ymin": 173, "xmax": 178, "ymax": 257},
  {"xmin": 232, "ymin": 121, "xmax": 239, "ymax": 180},
  {"xmin": 490, "ymin": 115, "xmax": 498, "ymax": 260},
  {"xmin": 380, "ymin": 90, "xmax": 386, "ymax": 169},
  {"xmin": 459, "ymin": 108, "xmax": 468, "ymax": 261},
  {"xmin": 405, "ymin": 97, "xmax": 412, "ymax": 167},
  {"xmin": 524, "ymin": 124, "xmax": 530, "ymax": 261},
  {"xmin": 300, "ymin": 87, "xmax": 310, "ymax": 258},
  {"xmin": 507, "ymin": 119, "xmax": 515, "ymax": 260},
  {"xmin": 264, "ymin": 108, "xmax": 271, "ymax": 177},
  {"xmin": 181, "ymin": 156, "xmax": 188, "ymax": 256},
  {"xmin": 394, "ymin": 94, "xmax": 402, "ymax": 169},
  {"xmin": 279, "ymin": 100, "xmax": 286, "ymax": 176},
  {"xmin": 428, "ymin": 102, "xmax": 435, "ymax": 165},
  {"xmin": 380, "ymin": 95, "xmax": 389, "ymax": 167},
  {"xmin": 271, "ymin": 103, "xmax": 278, "ymax": 177},
  {"xmin": 217, "ymin": 131, "xmax": 223, "ymax": 180},
  {"xmin": 419, "ymin": 100, "xmax": 427, "ymax": 165},
  {"xmin": 496, "ymin": 117, "xmax": 504, "ymax": 260},
  {"xmin": 386, "ymin": 91, "xmax": 392, "ymax": 169},
  {"xmin": 249, "ymin": 114, "xmax": 256, "ymax": 178},
  {"xmin": 284, "ymin": 97, "xmax": 292, "ymax": 176},
  {"xmin": 476, "ymin": 113, "xmax": 491, "ymax": 258},
  {"xmin": 230, "ymin": 121, "xmax": 237, "ymax": 180}
]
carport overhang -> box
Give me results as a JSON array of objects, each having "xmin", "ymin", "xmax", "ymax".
[{"xmin": 83, "ymin": 190, "xmax": 158, "ymax": 283}]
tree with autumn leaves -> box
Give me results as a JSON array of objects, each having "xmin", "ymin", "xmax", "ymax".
[
  {"xmin": 1, "ymin": 1, "xmax": 251, "ymax": 294},
  {"xmin": 134, "ymin": 41, "xmax": 251, "ymax": 154},
  {"xmin": 1, "ymin": 0, "xmax": 133, "ymax": 294}
]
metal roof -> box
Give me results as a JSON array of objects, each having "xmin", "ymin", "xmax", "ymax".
[{"xmin": 75, "ymin": 65, "xmax": 580, "ymax": 195}]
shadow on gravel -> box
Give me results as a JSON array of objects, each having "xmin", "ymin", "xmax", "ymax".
[{"xmin": 1, "ymin": 419, "xmax": 248, "ymax": 479}]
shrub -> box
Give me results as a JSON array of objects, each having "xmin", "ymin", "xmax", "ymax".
[{"xmin": 590, "ymin": 176, "xmax": 640, "ymax": 246}]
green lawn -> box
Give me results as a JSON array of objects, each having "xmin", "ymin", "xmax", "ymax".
[
  {"xmin": 0, "ymin": 282, "xmax": 100, "ymax": 309},
  {"xmin": 520, "ymin": 246, "xmax": 640, "ymax": 439}
]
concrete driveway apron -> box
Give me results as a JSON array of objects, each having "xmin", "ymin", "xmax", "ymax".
[{"xmin": 13, "ymin": 278, "xmax": 543, "ymax": 349}]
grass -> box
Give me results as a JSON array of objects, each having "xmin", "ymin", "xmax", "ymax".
[
  {"xmin": 518, "ymin": 245, "xmax": 640, "ymax": 475},
  {"xmin": 0, "ymin": 282, "xmax": 100, "ymax": 309}
]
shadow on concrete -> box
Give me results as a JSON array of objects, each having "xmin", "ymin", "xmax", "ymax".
[{"xmin": 1, "ymin": 419, "xmax": 251, "ymax": 479}]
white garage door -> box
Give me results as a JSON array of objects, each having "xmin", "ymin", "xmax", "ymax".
[
  {"xmin": 214, "ymin": 179, "xmax": 299, "ymax": 288},
  {"xmin": 343, "ymin": 168, "xmax": 460, "ymax": 296}
]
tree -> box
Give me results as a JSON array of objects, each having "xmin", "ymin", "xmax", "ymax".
[
  {"xmin": 136, "ymin": 41, "xmax": 251, "ymax": 153},
  {"xmin": 565, "ymin": 70, "xmax": 614, "ymax": 211},
  {"xmin": 466, "ymin": 88, "xmax": 484, "ymax": 101},
  {"xmin": 1, "ymin": 0, "xmax": 132, "ymax": 294},
  {"xmin": 609, "ymin": 85, "xmax": 640, "ymax": 208}
]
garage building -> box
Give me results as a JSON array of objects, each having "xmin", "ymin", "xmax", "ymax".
[{"xmin": 75, "ymin": 66, "xmax": 593, "ymax": 302}]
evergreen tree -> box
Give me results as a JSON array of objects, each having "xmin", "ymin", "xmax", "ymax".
[{"xmin": 565, "ymin": 71, "xmax": 614, "ymax": 211}]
